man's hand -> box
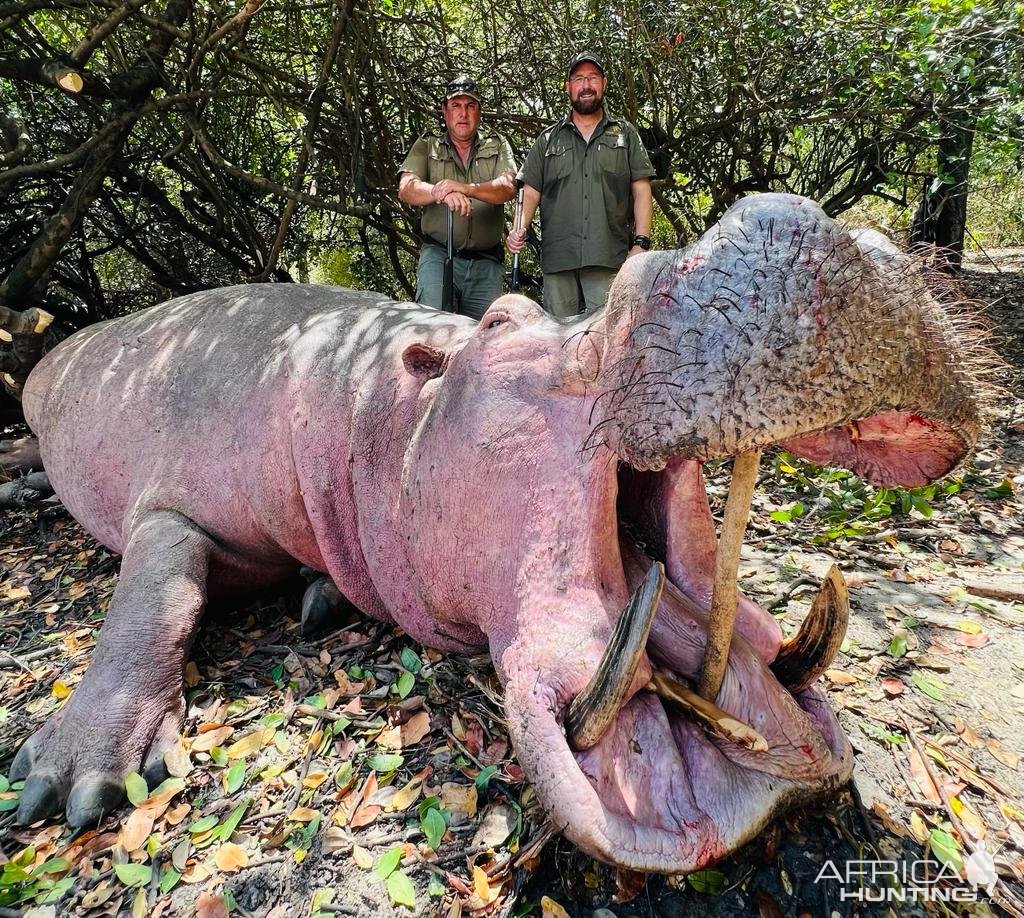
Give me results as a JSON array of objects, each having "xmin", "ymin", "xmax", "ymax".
[
  {"xmin": 444, "ymin": 191, "xmax": 473, "ymax": 217},
  {"xmin": 432, "ymin": 179, "xmax": 469, "ymax": 202},
  {"xmin": 627, "ymin": 245, "xmax": 647, "ymax": 259},
  {"xmin": 506, "ymin": 227, "xmax": 527, "ymax": 253}
]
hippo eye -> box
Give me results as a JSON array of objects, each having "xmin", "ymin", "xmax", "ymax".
[{"xmin": 486, "ymin": 316, "xmax": 506, "ymax": 329}]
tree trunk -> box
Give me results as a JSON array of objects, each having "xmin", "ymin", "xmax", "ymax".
[{"xmin": 910, "ymin": 119, "xmax": 975, "ymax": 273}]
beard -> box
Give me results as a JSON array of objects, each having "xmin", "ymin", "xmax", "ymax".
[{"xmin": 571, "ymin": 91, "xmax": 602, "ymax": 115}]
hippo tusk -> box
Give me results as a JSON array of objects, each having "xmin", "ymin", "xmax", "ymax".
[
  {"xmin": 697, "ymin": 450, "xmax": 762, "ymax": 701},
  {"xmin": 647, "ymin": 670, "xmax": 769, "ymax": 752},
  {"xmin": 566, "ymin": 561, "xmax": 665, "ymax": 751},
  {"xmin": 770, "ymin": 564, "xmax": 849, "ymax": 693}
]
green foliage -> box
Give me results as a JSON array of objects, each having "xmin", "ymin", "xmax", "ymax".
[
  {"xmin": 767, "ymin": 452, "xmax": 964, "ymax": 542},
  {"xmin": 1, "ymin": 0, "xmax": 1021, "ymax": 321}
]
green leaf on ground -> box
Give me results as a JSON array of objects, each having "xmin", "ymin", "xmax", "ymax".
[
  {"xmin": 386, "ymin": 870, "xmax": 416, "ymax": 909},
  {"xmin": 912, "ymin": 670, "xmax": 945, "ymax": 701},
  {"xmin": 400, "ymin": 647, "xmax": 422, "ymax": 674},
  {"xmin": 688, "ymin": 868, "xmax": 727, "ymax": 894},
  {"xmin": 395, "ymin": 671, "xmax": 415, "ymax": 699},
  {"xmin": 366, "ymin": 754, "xmax": 403, "ymax": 773},
  {"xmin": 374, "ymin": 846, "xmax": 404, "ymax": 880},
  {"xmin": 421, "ymin": 807, "xmax": 446, "ymax": 851},
  {"xmin": 124, "ymin": 772, "xmax": 148, "ymax": 806},
  {"xmin": 930, "ymin": 827, "xmax": 964, "ymax": 872},
  {"xmin": 226, "ymin": 761, "xmax": 246, "ymax": 794},
  {"xmin": 114, "ymin": 864, "xmax": 152, "ymax": 887}
]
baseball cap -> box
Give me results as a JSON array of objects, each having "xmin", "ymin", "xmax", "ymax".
[
  {"xmin": 567, "ymin": 52, "xmax": 605, "ymax": 77},
  {"xmin": 444, "ymin": 75, "xmax": 482, "ymax": 103}
]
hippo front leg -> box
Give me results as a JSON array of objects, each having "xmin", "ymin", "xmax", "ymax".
[{"xmin": 13, "ymin": 511, "xmax": 214, "ymax": 826}]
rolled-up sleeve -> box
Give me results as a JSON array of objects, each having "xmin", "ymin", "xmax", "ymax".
[
  {"xmin": 518, "ymin": 135, "xmax": 546, "ymax": 190},
  {"xmin": 626, "ymin": 126, "xmax": 655, "ymax": 180},
  {"xmin": 399, "ymin": 136, "xmax": 429, "ymax": 180},
  {"xmin": 496, "ymin": 135, "xmax": 517, "ymax": 177}
]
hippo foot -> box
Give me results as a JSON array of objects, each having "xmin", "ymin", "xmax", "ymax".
[
  {"xmin": 12, "ymin": 678, "xmax": 185, "ymax": 826},
  {"xmin": 300, "ymin": 576, "xmax": 352, "ymax": 637}
]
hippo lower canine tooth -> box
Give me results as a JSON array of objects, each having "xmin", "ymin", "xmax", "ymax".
[{"xmin": 566, "ymin": 562, "xmax": 664, "ymax": 751}]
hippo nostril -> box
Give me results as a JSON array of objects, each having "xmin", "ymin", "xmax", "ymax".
[
  {"xmin": 770, "ymin": 564, "xmax": 849, "ymax": 693},
  {"xmin": 565, "ymin": 562, "xmax": 664, "ymax": 751}
]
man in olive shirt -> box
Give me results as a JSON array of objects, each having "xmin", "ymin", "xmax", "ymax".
[
  {"xmin": 506, "ymin": 53, "xmax": 655, "ymax": 318},
  {"xmin": 398, "ymin": 76, "xmax": 517, "ymax": 320}
]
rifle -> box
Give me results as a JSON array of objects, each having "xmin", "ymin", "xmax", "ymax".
[
  {"xmin": 441, "ymin": 207, "xmax": 455, "ymax": 312},
  {"xmin": 510, "ymin": 179, "xmax": 525, "ymax": 293}
]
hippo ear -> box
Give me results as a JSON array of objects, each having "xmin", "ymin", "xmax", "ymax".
[{"xmin": 401, "ymin": 343, "xmax": 447, "ymax": 381}]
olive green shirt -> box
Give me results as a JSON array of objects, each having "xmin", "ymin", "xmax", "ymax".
[
  {"xmin": 399, "ymin": 130, "xmax": 517, "ymax": 252},
  {"xmin": 519, "ymin": 112, "xmax": 655, "ymax": 273}
]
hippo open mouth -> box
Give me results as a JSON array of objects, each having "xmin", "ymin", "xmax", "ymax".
[{"xmin": 501, "ymin": 451, "xmax": 855, "ymax": 874}]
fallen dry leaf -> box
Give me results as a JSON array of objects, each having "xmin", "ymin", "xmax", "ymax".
[
  {"xmin": 825, "ymin": 669, "xmax": 860, "ymax": 685},
  {"xmin": 907, "ymin": 746, "xmax": 941, "ymax": 804},
  {"xmin": 954, "ymin": 718, "xmax": 985, "ymax": 748},
  {"xmin": 226, "ymin": 728, "xmax": 274, "ymax": 759},
  {"xmin": 183, "ymin": 662, "xmax": 201, "ymax": 688},
  {"xmin": 951, "ymin": 796, "xmax": 986, "ymax": 840},
  {"xmin": 541, "ymin": 897, "xmax": 570, "ymax": 918},
  {"xmin": 118, "ymin": 809, "xmax": 154, "ymax": 853},
  {"xmin": 213, "ymin": 843, "xmax": 249, "ymax": 873},
  {"xmin": 194, "ymin": 891, "xmax": 229, "ymax": 918},
  {"xmin": 440, "ymin": 782, "xmax": 477, "ymax": 820},
  {"xmin": 881, "ymin": 677, "xmax": 904, "ymax": 697},
  {"xmin": 164, "ymin": 741, "xmax": 192, "ymax": 778},
  {"xmin": 349, "ymin": 804, "xmax": 381, "ymax": 829},
  {"xmin": 51, "ymin": 681, "xmax": 72, "ymax": 700},
  {"xmin": 191, "ymin": 726, "xmax": 233, "ymax": 752},
  {"xmin": 352, "ymin": 844, "xmax": 373, "ymax": 869},
  {"xmin": 301, "ymin": 772, "xmax": 328, "ymax": 791},
  {"xmin": 164, "ymin": 802, "xmax": 191, "ymax": 826},
  {"xmin": 401, "ymin": 711, "xmax": 431, "ymax": 746},
  {"xmin": 322, "ymin": 827, "xmax": 348, "ymax": 854},
  {"xmin": 987, "ymin": 738, "xmax": 1020, "ymax": 770},
  {"xmin": 288, "ymin": 807, "xmax": 319, "ymax": 823},
  {"xmin": 472, "ymin": 802, "xmax": 517, "ymax": 849},
  {"xmin": 387, "ymin": 776, "xmax": 424, "ymax": 813}
]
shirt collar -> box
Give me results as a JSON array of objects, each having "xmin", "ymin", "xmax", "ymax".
[{"xmin": 557, "ymin": 109, "xmax": 620, "ymax": 138}]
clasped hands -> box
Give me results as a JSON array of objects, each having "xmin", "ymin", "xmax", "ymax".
[{"xmin": 431, "ymin": 180, "xmax": 473, "ymax": 217}]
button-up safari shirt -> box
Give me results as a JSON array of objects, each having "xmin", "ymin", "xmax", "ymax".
[
  {"xmin": 399, "ymin": 130, "xmax": 517, "ymax": 253},
  {"xmin": 519, "ymin": 112, "xmax": 655, "ymax": 274}
]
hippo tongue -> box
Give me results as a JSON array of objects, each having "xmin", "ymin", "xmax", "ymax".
[{"xmin": 499, "ymin": 538, "xmax": 852, "ymax": 873}]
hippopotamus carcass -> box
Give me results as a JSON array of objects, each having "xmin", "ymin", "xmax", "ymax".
[{"xmin": 13, "ymin": 193, "xmax": 983, "ymax": 873}]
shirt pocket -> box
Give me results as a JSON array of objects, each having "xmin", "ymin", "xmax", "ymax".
[
  {"xmin": 596, "ymin": 133, "xmax": 627, "ymax": 174},
  {"xmin": 427, "ymin": 145, "xmax": 453, "ymax": 183},
  {"xmin": 472, "ymin": 151, "xmax": 499, "ymax": 183},
  {"xmin": 543, "ymin": 143, "xmax": 573, "ymax": 183}
]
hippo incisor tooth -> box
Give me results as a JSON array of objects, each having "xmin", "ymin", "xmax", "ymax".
[
  {"xmin": 697, "ymin": 450, "xmax": 762, "ymax": 701},
  {"xmin": 566, "ymin": 561, "xmax": 664, "ymax": 751},
  {"xmin": 770, "ymin": 564, "xmax": 850, "ymax": 693},
  {"xmin": 648, "ymin": 670, "xmax": 769, "ymax": 752}
]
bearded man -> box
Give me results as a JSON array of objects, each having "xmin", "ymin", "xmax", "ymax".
[{"xmin": 506, "ymin": 52, "xmax": 655, "ymax": 318}]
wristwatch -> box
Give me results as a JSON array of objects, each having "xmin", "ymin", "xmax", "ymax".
[{"xmin": 632, "ymin": 235, "xmax": 652, "ymax": 251}]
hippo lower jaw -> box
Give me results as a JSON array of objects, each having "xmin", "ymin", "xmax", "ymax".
[{"xmin": 502, "ymin": 454, "xmax": 859, "ymax": 874}]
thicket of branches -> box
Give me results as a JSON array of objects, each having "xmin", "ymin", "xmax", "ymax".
[{"xmin": 1, "ymin": 0, "xmax": 1022, "ymax": 390}]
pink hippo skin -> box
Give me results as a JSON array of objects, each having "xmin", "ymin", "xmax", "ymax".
[{"xmin": 14, "ymin": 194, "xmax": 985, "ymax": 872}]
